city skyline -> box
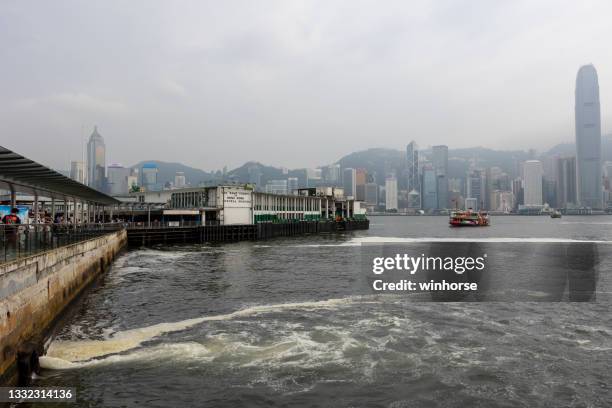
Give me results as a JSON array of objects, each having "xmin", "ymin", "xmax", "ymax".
[{"xmin": 2, "ymin": 1, "xmax": 612, "ymax": 171}]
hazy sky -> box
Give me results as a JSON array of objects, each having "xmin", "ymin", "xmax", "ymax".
[{"xmin": 2, "ymin": 0, "xmax": 612, "ymax": 171}]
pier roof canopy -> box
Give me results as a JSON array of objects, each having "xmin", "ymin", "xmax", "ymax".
[{"xmin": 0, "ymin": 146, "xmax": 119, "ymax": 205}]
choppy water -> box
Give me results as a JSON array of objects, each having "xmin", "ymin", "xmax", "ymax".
[{"xmin": 31, "ymin": 216, "xmax": 612, "ymax": 407}]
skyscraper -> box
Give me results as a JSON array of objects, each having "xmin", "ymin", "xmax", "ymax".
[
  {"xmin": 365, "ymin": 182, "xmax": 379, "ymax": 207},
  {"xmin": 466, "ymin": 170, "xmax": 484, "ymax": 210},
  {"xmin": 107, "ymin": 163, "xmax": 131, "ymax": 195},
  {"xmin": 141, "ymin": 163, "xmax": 159, "ymax": 191},
  {"xmin": 575, "ymin": 64, "xmax": 602, "ymax": 208},
  {"xmin": 355, "ymin": 168, "xmax": 367, "ymax": 201},
  {"xmin": 385, "ymin": 176, "xmax": 398, "ymax": 211},
  {"xmin": 322, "ymin": 164, "xmax": 341, "ymax": 186},
  {"xmin": 422, "ymin": 166, "xmax": 438, "ymax": 210},
  {"xmin": 343, "ymin": 168, "xmax": 356, "ymax": 198},
  {"xmin": 87, "ymin": 126, "xmax": 106, "ymax": 192},
  {"xmin": 70, "ymin": 161, "xmax": 86, "ymax": 184},
  {"xmin": 431, "ymin": 145, "xmax": 448, "ymax": 176},
  {"xmin": 555, "ymin": 156, "xmax": 577, "ymax": 208},
  {"xmin": 523, "ymin": 160, "xmax": 543, "ymax": 206},
  {"xmin": 406, "ymin": 141, "xmax": 420, "ymax": 193},
  {"xmin": 432, "ymin": 145, "xmax": 449, "ymax": 209}
]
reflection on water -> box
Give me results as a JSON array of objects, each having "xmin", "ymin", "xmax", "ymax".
[{"xmin": 362, "ymin": 241, "xmax": 602, "ymax": 302}]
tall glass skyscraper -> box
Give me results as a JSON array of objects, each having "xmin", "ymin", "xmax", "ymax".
[
  {"xmin": 406, "ymin": 141, "xmax": 419, "ymax": 193},
  {"xmin": 575, "ymin": 64, "xmax": 602, "ymax": 208},
  {"xmin": 87, "ymin": 126, "xmax": 106, "ymax": 192}
]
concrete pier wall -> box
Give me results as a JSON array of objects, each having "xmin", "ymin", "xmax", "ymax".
[
  {"xmin": 0, "ymin": 229, "xmax": 127, "ymax": 382},
  {"xmin": 126, "ymin": 220, "xmax": 370, "ymax": 246}
]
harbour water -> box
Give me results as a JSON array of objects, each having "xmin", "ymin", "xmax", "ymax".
[{"xmin": 33, "ymin": 216, "xmax": 612, "ymax": 407}]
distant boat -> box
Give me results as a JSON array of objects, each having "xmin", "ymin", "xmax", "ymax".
[
  {"xmin": 449, "ymin": 209, "xmax": 490, "ymax": 227},
  {"xmin": 550, "ymin": 210, "xmax": 562, "ymax": 219}
]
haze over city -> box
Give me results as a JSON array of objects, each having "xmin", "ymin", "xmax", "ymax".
[{"xmin": 2, "ymin": 0, "xmax": 612, "ymax": 171}]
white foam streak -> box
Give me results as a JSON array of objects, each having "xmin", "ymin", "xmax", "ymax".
[
  {"xmin": 44, "ymin": 297, "xmax": 368, "ymax": 367},
  {"xmin": 293, "ymin": 237, "xmax": 612, "ymax": 247}
]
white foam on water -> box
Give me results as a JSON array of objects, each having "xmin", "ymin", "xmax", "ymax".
[
  {"xmin": 291, "ymin": 236, "xmax": 612, "ymax": 247},
  {"xmin": 43, "ymin": 297, "xmax": 375, "ymax": 368}
]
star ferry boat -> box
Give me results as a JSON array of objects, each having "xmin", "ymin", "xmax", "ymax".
[{"xmin": 449, "ymin": 209, "xmax": 490, "ymax": 227}]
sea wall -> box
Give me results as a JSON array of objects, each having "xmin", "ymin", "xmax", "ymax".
[
  {"xmin": 0, "ymin": 229, "xmax": 127, "ymax": 383},
  {"xmin": 126, "ymin": 220, "xmax": 370, "ymax": 246}
]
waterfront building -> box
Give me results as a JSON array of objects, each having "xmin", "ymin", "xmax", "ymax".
[
  {"xmin": 343, "ymin": 168, "xmax": 356, "ymax": 198},
  {"xmin": 107, "ymin": 163, "xmax": 131, "ymax": 196},
  {"xmin": 575, "ymin": 64, "xmax": 602, "ymax": 208},
  {"xmin": 87, "ymin": 126, "xmax": 106, "ymax": 192},
  {"xmin": 70, "ymin": 161, "xmax": 86, "ymax": 184},
  {"xmin": 385, "ymin": 176, "xmax": 398, "ymax": 211},
  {"xmin": 148, "ymin": 185, "xmax": 364, "ymax": 225},
  {"xmin": 523, "ymin": 160, "xmax": 543, "ymax": 206}
]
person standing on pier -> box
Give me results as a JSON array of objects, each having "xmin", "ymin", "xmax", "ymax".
[{"xmin": 2, "ymin": 208, "xmax": 21, "ymax": 225}]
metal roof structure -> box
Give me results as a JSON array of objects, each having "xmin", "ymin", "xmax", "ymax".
[{"xmin": 0, "ymin": 146, "xmax": 119, "ymax": 205}]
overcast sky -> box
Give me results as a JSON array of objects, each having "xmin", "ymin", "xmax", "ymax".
[{"xmin": 1, "ymin": 0, "xmax": 611, "ymax": 171}]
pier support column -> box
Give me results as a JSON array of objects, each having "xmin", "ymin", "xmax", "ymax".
[
  {"xmin": 51, "ymin": 198, "xmax": 56, "ymax": 222},
  {"xmin": 34, "ymin": 193, "xmax": 39, "ymax": 224},
  {"xmin": 80, "ymin": 200, "xmax": 85, "ymax": 224},
  {"xmin": 10, "ymin": 184, "xmax": 16, "ymax": 208}
]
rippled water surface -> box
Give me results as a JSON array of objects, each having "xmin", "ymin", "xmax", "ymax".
[{"xmin": 33, "ymin": 216, "xmax": 612, "ymax": 407}]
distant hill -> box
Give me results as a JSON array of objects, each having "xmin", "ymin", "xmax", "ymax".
[
  {"xmin": 337, "ymin": 148, "xmax": 406, "ymax": 186},
  {"xmin": 130, "ymin": 160, "xmax": 217, "ymax": 187},
  {"xmin": 546, "ymin": 134, "xmax": 612, "ymax": 161},
  {"xmin": 335, "ymin": 146, "xmax": 529, "ymax": 187},
  {"xmin": 131, "ymin": 137, "xmax": 612, "ymax": 191}
]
